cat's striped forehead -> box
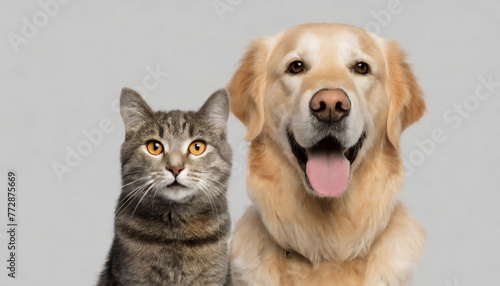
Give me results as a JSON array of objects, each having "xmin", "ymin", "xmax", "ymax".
[{"xmin": 153, "ymin": 110, "xmax": 207, "ymax": 140}]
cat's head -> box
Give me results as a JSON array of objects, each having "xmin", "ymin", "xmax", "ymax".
[{"xmin": 119, "ymin": 87, "xmax": 232, "ymax": 204}]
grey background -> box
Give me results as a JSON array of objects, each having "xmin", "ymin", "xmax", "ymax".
[{"xmin": 1, "ymin": 1, "xmax": 499, "ymax": 285}]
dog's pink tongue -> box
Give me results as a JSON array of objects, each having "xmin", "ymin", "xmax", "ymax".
[{"xmin": 306, "ymin": 149, "xmax": 350, "ymax": 197}]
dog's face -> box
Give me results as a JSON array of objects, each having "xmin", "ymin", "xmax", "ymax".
[{"xmin": 229, "ymin": 23, "xmax": 425, "ymax": 197}]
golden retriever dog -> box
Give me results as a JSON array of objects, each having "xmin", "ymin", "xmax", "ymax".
[{"xmin": 227, "ymin": 23, "xmax": 426, "ymax": 285}]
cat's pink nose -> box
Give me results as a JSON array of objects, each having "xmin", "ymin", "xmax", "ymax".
[{"xmin": 167, "ymin": 166, "xmax": 184, "ymax": 177}]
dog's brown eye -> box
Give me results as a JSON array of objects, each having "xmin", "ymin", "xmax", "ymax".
[
  {"xmin": 287, "ymin": 61, "xmax": 305, "ymax": 74},
  {"xmin": 353, "ymin": 62, "xmax": 370, "ymax": 75}
]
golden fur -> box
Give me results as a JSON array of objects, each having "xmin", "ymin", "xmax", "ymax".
[{"xmin": 228, "ymin": 23, "xmax": 426, "ymax": 285}]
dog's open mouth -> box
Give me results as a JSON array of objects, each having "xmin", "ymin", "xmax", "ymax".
[{"xmin": 287, "ymin": 131, "xmax": 366, "ymax": 197}]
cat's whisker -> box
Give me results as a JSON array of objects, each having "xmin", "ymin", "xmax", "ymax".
[
  {"xmin": 121, "ymin": 177, "xmax": 147, "ymax": 189},
  {"xmin": 192, "ymin": 181, "xmax": 217, "ymax": 216},
  {"xmin": 191, "ymin": 174, "xmax": 226, "ymax": 188},
  {"xmin": 130, "ymin": 183, "xmax": 155, "ymax": 219},
  {"xmin": 192, "ymin": 180, "xmax": 224, "ymax": 249},
  {"xmin": 151, "ymin": 181, "xmax": 163, "ymax": 210},
  {"xmin": 199, "ymin": 180, "xmax": 226, "ymax": 197},
  {"xmin": 188, "ymin": 174, "xmax": 225, "ymax": 188},
  {"xmin": 193, "ymin": 182, "xmax": 219, "ymax": 228},
  {"xmin": 116, "ymin": 180, "xmax": 154, "ymax": 216},
  {"xmin": 191, "ymin": 177, "xmax": 226, "ymax": 199},
  {"xmin": 117, "ymin": 178, "xmax": 152, "ymax": 204},
  {"xmin": 123, "ymin": 180, "xmax": 154, "ymax": 207},
  {"xmin": 117, "ymin": 178, "xmax": 153, "ymax": 207}
]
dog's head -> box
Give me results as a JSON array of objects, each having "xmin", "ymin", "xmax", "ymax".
[{"xmin": 228, "ymin": 23, "xmax": 425, "ymax": 197}]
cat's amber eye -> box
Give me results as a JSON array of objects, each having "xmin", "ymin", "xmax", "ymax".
[
  {"xmin": 188, "ymin": 141, "xmax": 206, "ymax": 156},
  {"xmin": 147, "ymin": 140, "xmax": 163, "ymax": 155}
]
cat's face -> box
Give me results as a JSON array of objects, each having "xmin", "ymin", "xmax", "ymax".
[{"xmin": 119, "ymin": 88, "xmax": 232, "ymax": 203}]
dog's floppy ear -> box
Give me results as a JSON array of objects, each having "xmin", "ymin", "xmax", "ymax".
[
  {"xmin": 227, "ymin": 38, "xmax": 269, "ymax": 141},
  {"xmin": 385, "ymin": 41, "xmax": 426, "ymax": 149}
]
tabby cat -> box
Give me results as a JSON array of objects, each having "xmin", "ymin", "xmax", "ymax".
[{"xmin": 97, "ymin": 87, "xmax": 232, "ymax": 286}]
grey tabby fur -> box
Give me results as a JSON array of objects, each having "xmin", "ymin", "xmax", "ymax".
[{"xmin": 97, "ymin": 87, "xmax": 232, "ymax": 286}]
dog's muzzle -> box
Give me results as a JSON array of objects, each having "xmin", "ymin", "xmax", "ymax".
[{"xmin": 287, "ymin": 130, "xmax": 366, "ymax": 198}]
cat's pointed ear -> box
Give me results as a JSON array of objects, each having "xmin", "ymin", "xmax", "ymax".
[
  {"xmin": 198, "ymin": 88, "xmax": 230, "ymax": 130},
  {"xmin": 120, "ymin": 87, "xmax": 155, "ymax": 132}
]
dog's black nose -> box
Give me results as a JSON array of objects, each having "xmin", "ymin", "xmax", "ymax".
[{"xmin": 310, "ymin": 89, "xmax": 351, "ymax": 123}]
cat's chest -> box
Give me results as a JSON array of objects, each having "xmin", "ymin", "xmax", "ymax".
[
  {"xmin": 155, "ymin": 241, "xmax": 222, "ymax": 284},
  {"xmin": 161, "ymin": 209, "xmax": 188, "ymax": 226}
]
